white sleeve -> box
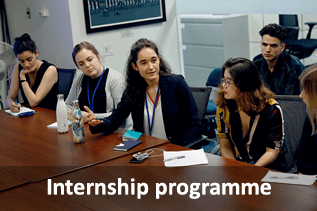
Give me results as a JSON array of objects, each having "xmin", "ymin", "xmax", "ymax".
[
  {"xmin": 95, "ymin": 69, "xmax": 133, "ymax": 129},
  {"xmin": 65, "ymin": 70, "xmax": 84, "ymax": 111}
]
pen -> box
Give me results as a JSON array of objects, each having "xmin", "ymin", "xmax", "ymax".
[
  {"xmin": 269, "ymin": 176, "xmax": 298, "ymax": 179},
  {"xmin": 163, "ymin": 155, "xmax": 185, "ymax": 162},
  {"xmin": 14, "ymin": 99, "xmax": 20, "ymax": 111}
]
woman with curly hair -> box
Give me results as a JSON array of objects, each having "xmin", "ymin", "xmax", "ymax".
[
  {"xmin": 216, "ymin": 58, "xmax": 284, "ymax": 167},
  {"xmin": 85, "ymin": 38, "xmax": 201, "ymax": 146}
]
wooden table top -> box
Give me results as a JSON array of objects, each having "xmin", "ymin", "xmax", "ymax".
[
  {"xmin": 0, "ymin": 107, "xmax": 169, "ymax": 181},
  {"xmin": 27, "ymin": 144, "xmax": 316, "ymax": 210},
  {"xmin": 1, "ymin": 108, "xmax": 317, "ymax": 210},
  {"xmin": 0, "ymin": 167, "xmax": 30, "ymax": 192}
]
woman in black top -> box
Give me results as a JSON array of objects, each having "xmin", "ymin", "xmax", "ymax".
[
  {"xmin": 297, "ymin": 64, "xmax": 317, "ymax": 175},
  {"xmin": 84, "ymin": 38, "xmax": 201, "ymax": 146},
  {"xmin": 7, "ymin": 33, "xmax": 58, "ymax": 111}
]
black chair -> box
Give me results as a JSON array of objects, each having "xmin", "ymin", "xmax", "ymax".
[
  {"xmin": 274, "ymin": 95, "xmax": 307, "ymax": 172},
  {"xmin": 184, "ymin": 87, "xmax": 212, "ymax": 148},
  {"xmin": 205, "ymin": 68, "xmax": 221, "ymax": 118},
  {"xmin": 0, "ymin": 96, "xmax": 3, "ymax": 109},
  {"xmin": 57, "ymin": 68, "xmax": 76, "ymax": 99},
  {"xmin": 279, "ymin": 14, "xmax": 317, "ymax": 60}
]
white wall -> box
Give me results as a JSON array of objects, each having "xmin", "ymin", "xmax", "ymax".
[
  {"xmin": 177, "ymin": 0, "xmax": 317, "ymax": 15},
  {"xmin": 4, "ymin": 0, "xmax": 74, "ymax": 69},
  {"xmin": 68, "ymin": 0, "xmax": 181, "ymax": 75}
]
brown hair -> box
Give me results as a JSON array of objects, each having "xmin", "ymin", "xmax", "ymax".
[
  {"xmin": 299, "ymin": 64, "xmax": 317, "ymax": 135},
  {"xmin": 72, "ymin": 41, "xmax": 99, "ymax": 68},
  {"xmin": 215, "ymin": 58, "xmax": 275, "ymax": 115}
]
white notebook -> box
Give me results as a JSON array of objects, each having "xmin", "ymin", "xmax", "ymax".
[
  {"xmin": 261, "ymin": 170, "xmax": 317, "ymax": 186},
  {"xmin": 5, "ymin": 107, "xmax": 35, "ymax": 117},
  {"xmin": 163, "ymin": 148, "xmax": 208, "ymax": 167}
]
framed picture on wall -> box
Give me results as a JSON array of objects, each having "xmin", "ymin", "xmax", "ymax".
[{"xmin": 83, "ymin": 0, "xmax": 167, "ymax": 33}]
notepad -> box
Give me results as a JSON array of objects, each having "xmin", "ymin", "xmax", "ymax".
[
  {"xmin": 113, "ymin": 140, "xmax": 142, "ymax": 151},
  {"xmin": 47, "ymin": 121, "xmax": 72, "ymax": 129},
  {"xmin": 163, "ymin": 148, "xmax": 208, "ymax": 167},
  {"xmin": 122, "ymin": 130, "xmax": 142, "ymax": 140},
  {"xmin": 261, "ymin": 170, "xmax": 317, "ymax": 186},
  {"xmin": 5, "ymin": 107, "xmax": 35, "ymax": 117}
]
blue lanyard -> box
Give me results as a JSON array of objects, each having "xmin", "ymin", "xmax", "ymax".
[
  {"xmin": 87, "ymin": 67, "xmax": 105, "ymax": 113},
  {"xmin": 145, "ymin": 86, "xmax": 160, "ymax": 136}
]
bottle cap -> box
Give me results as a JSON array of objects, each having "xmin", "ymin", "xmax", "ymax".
[
  {"xmin": 57, "ymin": 94, "xmax": 64, "ymax": 100},
  {"xmin": 72, "ymin": 100, "xmax": 79, "ymax": 107}
]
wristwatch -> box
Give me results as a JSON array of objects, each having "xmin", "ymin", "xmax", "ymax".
[{"xmin": 20, "ymin": 79, "xmax": 27, "ymax": 83}]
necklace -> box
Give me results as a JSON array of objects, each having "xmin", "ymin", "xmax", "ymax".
[{"xmin": 147, "ymin": 86, "xmax": 158, "ymax": 94}]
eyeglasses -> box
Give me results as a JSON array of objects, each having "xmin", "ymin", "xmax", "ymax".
[{"xmin": 221, "ymin": 78, "xmax": 234, "ymax": 88}]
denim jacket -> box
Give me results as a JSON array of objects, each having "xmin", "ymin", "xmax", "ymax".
[{"xmin": 253, "ymin": 52, "xmax": 304, "ymax": 95}]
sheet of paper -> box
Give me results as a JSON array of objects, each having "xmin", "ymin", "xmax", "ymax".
[
  {"xmin": 47, "ymin": 121, "xmax": 72, "ymax": 129},
  {"xmin": 261, "ymin": 170, "xmax": 317, "ymax": 186},
  {"xmin": 163, "ymin": 148, "xmax": 208, "ymax": 167},
  {"xmin": 5, "ymin": 107, "xmax": 35, "ymax": 117}
]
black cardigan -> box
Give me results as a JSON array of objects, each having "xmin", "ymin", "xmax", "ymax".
[
  {"xmin": 296, "ymin": 117, "xmax": 317, "ymax": 175},
  {"xmin": 89, "ymin": 74, "xmax": 201, "ymax": 146}
]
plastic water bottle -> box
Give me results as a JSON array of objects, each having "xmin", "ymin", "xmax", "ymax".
[
  {"xmin": 56, "ymin": 94, "xmax": 69, "ymax": 133},
  {"xmin": 71, "ymin": 100, "xmax": 85, "ymax": 143}
]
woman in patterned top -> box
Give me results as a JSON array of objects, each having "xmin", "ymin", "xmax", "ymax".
[{"xmin": 216, "ymin": 58, "xmax": 284, "ymax": 167}]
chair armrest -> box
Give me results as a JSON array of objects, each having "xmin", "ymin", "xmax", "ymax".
[
  {"xmin": 305, "ymin": 22, "xmax": 317, "ymax": 39},
  {"xmin": 184, "ymin": 135, "xmax": 207, "ymax": 148},
  {"xmin": 210, "ymin": 144, "xmax": 220, "ymax": 155}
]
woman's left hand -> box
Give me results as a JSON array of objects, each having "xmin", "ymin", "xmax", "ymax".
[
  {"xmin": 84, "ymin": 106, "xmax": 104, "ymax": 126},
  {"xmin": 20, "ymin": 68, "xmax": 34, "ymax": 79}
]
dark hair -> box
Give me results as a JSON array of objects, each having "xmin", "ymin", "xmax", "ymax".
[
  {"xmin": 124, "ymin": 38, "xmax": 171, "ymax": 105},
  {"xmin": 72, "ymin": 41, "xmax": 99, "ymax": 68},
  {"xmin": 259, "ymin": 23, "xmax": 287, "ymax": 43},
  {"xmin": 216, "ymin": 58, "xmax": 275, "ymax": 114},
  {"xmin": 13, "ymin": 33, "xmax": 37, "ymax": 57}
]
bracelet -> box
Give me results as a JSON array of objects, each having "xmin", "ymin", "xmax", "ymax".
[{"xmin": 20, "ymin": 79, "xmax": 27, "ymax": 83}]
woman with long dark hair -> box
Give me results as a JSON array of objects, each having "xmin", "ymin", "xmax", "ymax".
[
  {"xmin": 216, "ymin": 58, "xmax": 284, "ymax": 167},
  {"xmin": 85, "ymin": 38, "xmax": 201, "ymax": 146},
  {"xmin": 7, "ymin": 33, "xmax": 58, "ymax": 111}
]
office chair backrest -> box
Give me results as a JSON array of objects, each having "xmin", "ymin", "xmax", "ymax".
[
  {"xmin": 279, "ymin": 14, "xmax": 300, "ymax": 42},
  {"xmin": 206, "ymin": 68, "xmax": 221, "ymax": 87},
  {"xmin": 189, "ymin": 87, "xmax": 212, "ymax": 123},
  {"xmin": 279, "ymin": 14, "xmax": 298, "ymax": 27},
  {"xmin": 57, "ymin": 68, "xmax": 76, "ymax": 99},
  {"xmin": 275, "ymin": 95, "xmax": 307, "ymax": 172},
  {"xmin": 279, "ymin": 14, "xmax": 317, "ymax": 60},
  {"xmin": 0, "ymin": 96, "xmax": 3, "ymax": 109}
]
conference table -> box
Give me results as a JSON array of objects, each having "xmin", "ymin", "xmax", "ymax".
[{"xmin": 0, "ymin": 107, "xmax": 316, "ymax": 210}]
